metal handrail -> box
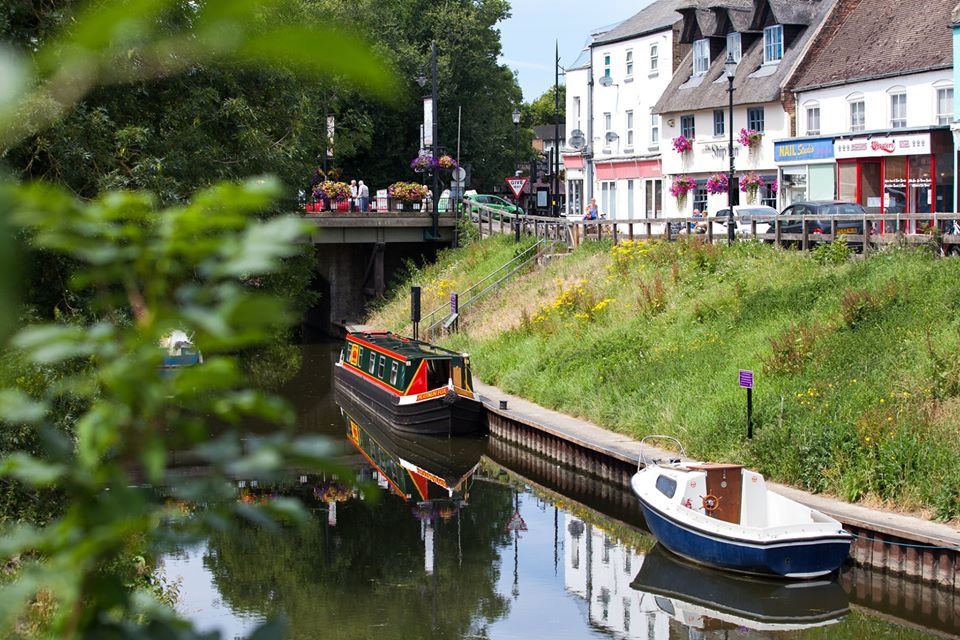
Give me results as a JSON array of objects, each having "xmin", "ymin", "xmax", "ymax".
[{"xmin": 638, "ymin": 435, "xmax": 687, "ymax": 471}]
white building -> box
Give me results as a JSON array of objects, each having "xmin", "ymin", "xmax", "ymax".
[
  {"xmin": 564, "ymin": 1, "xmax": 685, "ymax": 219},
  {"xmin": 779, "ymin": 0, "xmax": 955, "ymax": 217},
  {"xmin": 654, "ymin": 0, "xmax": 838, "ymax": 217}
]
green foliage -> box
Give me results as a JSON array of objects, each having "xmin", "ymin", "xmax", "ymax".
[
  {"xmin": 813, "ymin": 237, "xmax": 852, "ymax": 265},
  {"xmin": 525, "ymin": 84, "xmax": 565, "ymax": 127},
  {"xmin": 429, "ymin": 238, "xmax": 960, "ymax": 517}
]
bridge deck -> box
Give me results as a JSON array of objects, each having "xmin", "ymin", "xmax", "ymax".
[{"xmin": 303, "ymin": 214, "xmax": 457, "ymax": 244}]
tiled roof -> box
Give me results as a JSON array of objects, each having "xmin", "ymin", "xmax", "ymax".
[
  {"xmin": 655, "ymin": 0, "xmax": 838, "ymax": 113},
  {"xmin": 792, "ymin": 0, "xmax": 953, "ymax": 91},
  {"xmin": 592, "ymin": 0, "xmax": 686, "ymax": 45}
]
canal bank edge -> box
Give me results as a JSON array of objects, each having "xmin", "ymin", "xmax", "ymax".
[{"xmin": 475, "ymin": 379, "xmax": 960, "ymax": 587}]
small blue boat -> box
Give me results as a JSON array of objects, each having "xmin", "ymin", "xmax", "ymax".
[
  {"xmin": 631, "ymin": 436, "xmax": 852, "ymax": 579},
  {"xmin": 160, "ymin": 330, "xmax": 202, "ymax": 369}
]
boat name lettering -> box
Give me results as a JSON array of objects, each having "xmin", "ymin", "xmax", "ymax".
[{"xmin": 415, "ymin": 388, "xmax": 447, "ymax": 402}]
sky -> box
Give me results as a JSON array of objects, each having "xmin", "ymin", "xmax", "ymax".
[{"xmin": 498, "ymin": 0, "xmax": 656, "ymax": 102}]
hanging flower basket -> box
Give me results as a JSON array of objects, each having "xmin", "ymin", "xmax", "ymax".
[
  {"xmin": 739, "ymin": 172, "xmax": 765, "ymax": 203},
  {"xmin": 738, "ymin": 128, "xmax": 763, "ymax": 149},
  {"xmin": 670, "ymin": 175, "xmax": 697, "ymax": 206},
  {"xmin": 706, "ymin": 173, "xmax": 729, "ymax": 195},
  {"xmin": 410, "ymin": 154, "xmax": 438, "ymax": 173},
  {"xmin": 437, "ymin": 155, "xmax": 458, "ymax": 171},
  {"xmin": 770, "ymin": 179, "xmax": 779, "ymax": 194},
  {"xmin": 672, "ymin": 134, "xmax": 693, "ymax": 154},
  {"xmin": 313, "ymin": 181, "xmax": 351, "ymax": 207}
]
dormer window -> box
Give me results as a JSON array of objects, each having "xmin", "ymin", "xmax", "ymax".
[
  {"xmin": 763, "ymin": 25, "xmax": 783, "ymax": 64},
  {"xmin": 726, "ymin": 32, "xmax": 741, "ymax": 63},
  {"xmin": 693, "ymin": 39, "xmax": 710, "ymax": 77}
]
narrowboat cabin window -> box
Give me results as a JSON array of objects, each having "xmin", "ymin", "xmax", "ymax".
[
  {"xmin": 655, "ymin": 474, "xmax": 677, "ymax": 498},
  {"xmin": 390, "ymin": 362, "xmax": 399, "ymax": 385},
  {"xmin": 377, "ymin": 356, "xmax": 385, "ymax": 378},
  {"xmin": 368, "ymin": 351, "xmax": 376, "ymax": 374}
]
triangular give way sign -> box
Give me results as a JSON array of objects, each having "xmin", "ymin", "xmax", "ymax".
[{"xmin": 505, "ymin": 177, "xmax": 528, "ymax": 199}]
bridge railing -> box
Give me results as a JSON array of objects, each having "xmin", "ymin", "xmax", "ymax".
[{"xmin": 299, "ymin": 195, "xmax": 461, "ymax": 215}]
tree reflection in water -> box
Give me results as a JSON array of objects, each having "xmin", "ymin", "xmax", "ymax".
[{"xmin": 202, "ymin": 480, "xmax": 514, "ymax": 640}]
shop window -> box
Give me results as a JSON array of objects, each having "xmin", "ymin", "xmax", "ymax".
[
  {"xmin": 849, "ymin": 100, "xmax": 865, "ymax": 132},
  {"xmin": 680, "ymin": 115, "xmax": 695, "ymax": 139},
  {"xmin": 806, "ymin": 104, "xmax": 820, "ymax": 135},
  {"xmin": 747, "ymin": 107, "xmax": 764, "ymax": 132},
  {"xmin": 763, "ymin": 25, "xmax": 783, "ymax": 64},
  {"xmin": 625, "ymin": 49, "xmax": 634, "ymax": 77},
  {"xmin": 760, "ymin": 181, "xmax": 777, "ymax": 208},
  {"xmin": 936, "ymin": 151, "xmax": 955, "ymax": 213},
  {"xmin": 936, "ymin": 87, "xmax": 953, "ymax": 126},
  {"xmin": 713, "ymin": 110, "xmax": 725, "ymax": 137},
  {"xmin": 693, "ymin": 39, "xmax": 710, "ymax": 77},
  {"xmin": 645, "ymin": 179, "xmax": 662, "ymax": 218},
  {"xmin": 909, "ymin": 155, "xmax": 932, "ymax": 216},
  {"xmin": 889, "ymin": 89, "xmax": 907, "ymax": 128},
  {"xmin": 884, "ymin": 157, "xmax": 907, "ymax": 214},
  {"xmin": 726, "ymin": 32, "xmax": 741, "ymax": 63},
  {"xmin": 627, "ymin": 180, "xmax": 635, "ymax": 218},
  {"xmin": 601, "ymin": 181, "xmax": 617, "ymax": 218},
  {"xmin": 838, "ymin": 162, "xmax": 857, "ymax": 202},
  {"xmin": 782, "ymin": 168, "xmax": 807, "ymax": 206}
]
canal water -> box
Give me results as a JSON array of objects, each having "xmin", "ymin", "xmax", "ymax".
[{"xmin": 165, "ymin": 343, "xmax": 955, "ymax": 640}]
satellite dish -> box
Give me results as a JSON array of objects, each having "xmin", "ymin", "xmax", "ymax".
[
  {"xmin": 598, "ymin": 75, "xmax": 613, "ymax": 87},
  {"xmin": 605, "ymin": 131, "xmax": 619, "ymax": 142},
  {"xmin": 569, "ymin": 131, "xmax": 586, "ymax": 150}
]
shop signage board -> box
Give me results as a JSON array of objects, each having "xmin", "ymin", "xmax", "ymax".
[
  {"xmin": 834, "ymin": 133, "xmax": 930, "ymax": 159},
  {"xmin": 774, "ymin": 138, "xmax": 834, "ymax": 163},
  {"xmin": 505, "ymin": 177, "xmax": 529, "ymax": 199}
]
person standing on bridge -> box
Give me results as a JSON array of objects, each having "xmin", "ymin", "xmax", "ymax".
[
  {"xmin": 358, "ymin": 180, "xmax": 370, "ymax": 212},
  {"xmin": 349, "ymin": 180, "xmax": 358, "ymax": 212}
]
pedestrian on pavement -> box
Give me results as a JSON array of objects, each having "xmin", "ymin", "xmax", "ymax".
[{"xmin": 358, "ymin": 180, "xmax": 370, "ymax": 212}]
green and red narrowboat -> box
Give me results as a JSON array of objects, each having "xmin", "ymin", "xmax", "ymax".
[{"xmin": 333, "ymin": 331, "xmax": 483, "ymax": 435}]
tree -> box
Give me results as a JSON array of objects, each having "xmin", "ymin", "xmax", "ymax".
[{"xmin": 527, "ymin": 85, "xmax": 565, "ymax": 127}]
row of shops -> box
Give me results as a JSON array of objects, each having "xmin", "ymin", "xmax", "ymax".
[{"xmin": 776, "ymin": 127, "xmax": 955, "ymax": 215}]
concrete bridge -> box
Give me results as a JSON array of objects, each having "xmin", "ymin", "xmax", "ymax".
[{"xmin": 302, "ymin": 213, "xmax": 458, "ymax": 335}]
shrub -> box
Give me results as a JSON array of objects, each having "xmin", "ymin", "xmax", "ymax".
[
  {"xmin": 764, "ymin": 323, "xmax": 819, "ymax": 374},
  {"xmin": 926, "ymin": 328, "xmax": 960, "ymax": 400},
  {"xmin": 637, "ymin": 273, "xmax": 666, "ymax": 315},
  {"xmin": 840, "ymin": 280, "xmax": 899, "ymax": 328},
  {"xmin": 813, "ymin": 238, "xmax": 851, "ymax": 265}
]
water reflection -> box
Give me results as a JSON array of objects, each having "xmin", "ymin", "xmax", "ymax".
[{"xmin": 163, "ymin": 343, "xmax": 947, "ymax": 640}]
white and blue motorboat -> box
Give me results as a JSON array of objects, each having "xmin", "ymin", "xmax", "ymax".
[
  {"xmin": 631, "ymin": 436, "xmax": 852, "ymax": 579},
  {"xmin": 160, "ymin": 330, "xmax": 202, "ymax": 369}
]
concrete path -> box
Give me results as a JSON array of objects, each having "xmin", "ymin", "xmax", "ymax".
[{"xmin": 475, "ymin": 380, "xmax": 960, "ymax": 549}]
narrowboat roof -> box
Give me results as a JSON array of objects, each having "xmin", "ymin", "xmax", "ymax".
[{"xmin": 348, "ymin": 332, "xmax": 466, "ymax": 360}]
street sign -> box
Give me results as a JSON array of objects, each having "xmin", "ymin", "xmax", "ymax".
[
  {"xmin": 452, "ymin": 166, "xmax": 466, "ymax": 182},
  {"xmin": 739, "ymin": 369, "xmax": 754, "ymax": 389},
  {"xmin": 505, "ymin": 177, "xmax": 529, "ymax": 199},
  {"xmin": 450, "ymin": 292, "xmax": 459, "ymax": 315},
  {"xmin": 505, "ymin": 510, "xmax": 527, "ymax": 532}
]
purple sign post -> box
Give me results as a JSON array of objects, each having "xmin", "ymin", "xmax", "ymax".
[
  {"xmin": 450, "ymin": 293, "xmax": 459, "ymax": 315},
  {"xmin": 739, "ymin": 369, "xmax": 754, "ymax": 439}
]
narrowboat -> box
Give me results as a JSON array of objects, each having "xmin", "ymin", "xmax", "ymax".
[
  {"xmin": 631, "ymin": 436, "xmax": 852, "ymax": 579},
  {"xmin": 631, "ymin": 544, "xmax": 849, "ymax": 632},
  {"xmin": 333, "ymin": 331, "xmax": 483, "ymax": 436}
]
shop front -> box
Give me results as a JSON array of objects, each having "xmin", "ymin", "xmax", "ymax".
[
  {"xmin": 834, "ymin": 129, "xmax": 954, "ymax": 231},
  {"xmin": 774, "ymin": 137, "xmax": 836, "ymax": 208},
  {"xmin": 564, "ymin": 154, "xmax": 585, "ymax": 216},
  {"xmin": 594, "ymin": 158, "xmax": 662, "ymax": 219}
]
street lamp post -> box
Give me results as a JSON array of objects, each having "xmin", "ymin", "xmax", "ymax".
[
  {"xmin": 430, "ymin": 41, "xmax": 439, "ymax": 240},
  {"xmin": 512, "ymin": 108, "xmax": 521, "ymax": 174},
  {"xmin": 725, "ymin": 53, "xmax": 738, "ymax": 246}
]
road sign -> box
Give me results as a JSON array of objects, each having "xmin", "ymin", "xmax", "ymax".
[
  {"xmin": 452, "ymin": 166, "xmax": 466, "ymax": 182},
  {"xmin": 505, "ymin": 510, "xmax": 527, "ymax": 532},
  {"xmin": 505, "ymin": 177, "xmax": 529, "ymax": 199},
  {"xmin": 739, "ymin": 369, "xmax": 754, "ymax": 389}
]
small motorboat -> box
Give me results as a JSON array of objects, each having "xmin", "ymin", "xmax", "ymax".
[
  {"xmin": 630, "ymin": 436, "xmax": 852, "ymax": 579},
  {"xmin": 631, "ymin": 544, "xmax": 849, "ymax": 632},
  {"xmin": 160, "ymin": 330, "xmax": 202, "ymax": 369}
]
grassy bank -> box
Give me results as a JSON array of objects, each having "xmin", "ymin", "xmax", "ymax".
[{"xmin": 367, "ymin": 236, "xmax": 960, "ymax": 519}]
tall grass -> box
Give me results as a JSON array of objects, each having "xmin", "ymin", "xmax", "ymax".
[{"xmin": 409, "ymin": 236, "xmax": 960, "ymax": 519}]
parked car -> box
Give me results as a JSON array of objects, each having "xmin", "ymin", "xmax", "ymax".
[
  {"xmin": 778, "ymin": 201, "xmax": 865, "ymax": 237},
  {"xmin": 463, "ymin": 193, "xmax": 524, "ymax": 217},
  {"xmin": 712, "ymin": 205, "xmax": 779, "ymax": 236}
]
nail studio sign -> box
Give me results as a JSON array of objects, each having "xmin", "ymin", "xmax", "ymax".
[{"xmin": 834, "ymin": 133, "xmax": 930, "ymax": 159}]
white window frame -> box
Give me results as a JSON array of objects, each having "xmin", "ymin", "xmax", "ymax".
[
  {"xmin": 625, "ymin": 49, "xmax": 634, "ymax": 78},
  {"xmin": 847, "ymin": 92, "xmax": 865, "ymax": 132},
  {"xmin": 603, "ymin": 112, "xmax": 612, "ymax": 149},
  {"xmin": 627, "ymin": 179, "xmax": 635, "ymax": 218},
  {"xmin": 650, "ymin": 43, "xmax": 659, "ymax": 74},
  {"xmin": 644, "ymin": 179, "xmax": 662, "ymax": 218},
  {"xmin": 726, "ymin": 32, "xmax": 741, "ymax": 63},
  {"xmin": 763, "ymin": 25, "xmax": 783, "ymax": 64},
  {"xmin": 804, "ymin": 101, "xmax": 820, "ymax": 135},
  {"xmin": 713, "ymin": 110, "xmax": 725, "ymax": 137},
  {"xmin": 935, "ymin": 83, "xmax": 953, "ymax": 126},
  {"xmin": 625, "ymin": 110, "xmax": 634, "ymax": 148},
  {"xmin": 888, "ymin": 87, "xmax": 907, "ymax": 129},
  {"xmin": 601, "ymin": 180, "xmax": 617, "ymax": 218},
  {"xmin": 603, "ymin": 53, "xmax": 611, "ymax": 78},
  {"xmin": 649, "ymin": 113, "xmax": 660, "ymax": 146},
  {"xmin": 693, "ymin": 39, "xmax": 710, "ymax": 77}
]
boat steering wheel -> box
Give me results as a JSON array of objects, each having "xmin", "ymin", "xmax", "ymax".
[{"xmin": 701, "ymin": 494, "xmax": 721, "ymax": 513}]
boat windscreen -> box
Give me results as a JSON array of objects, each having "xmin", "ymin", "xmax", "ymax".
[{"xmin": 426, "ymin": 359, "xmax": 450, "ymax": 390}]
